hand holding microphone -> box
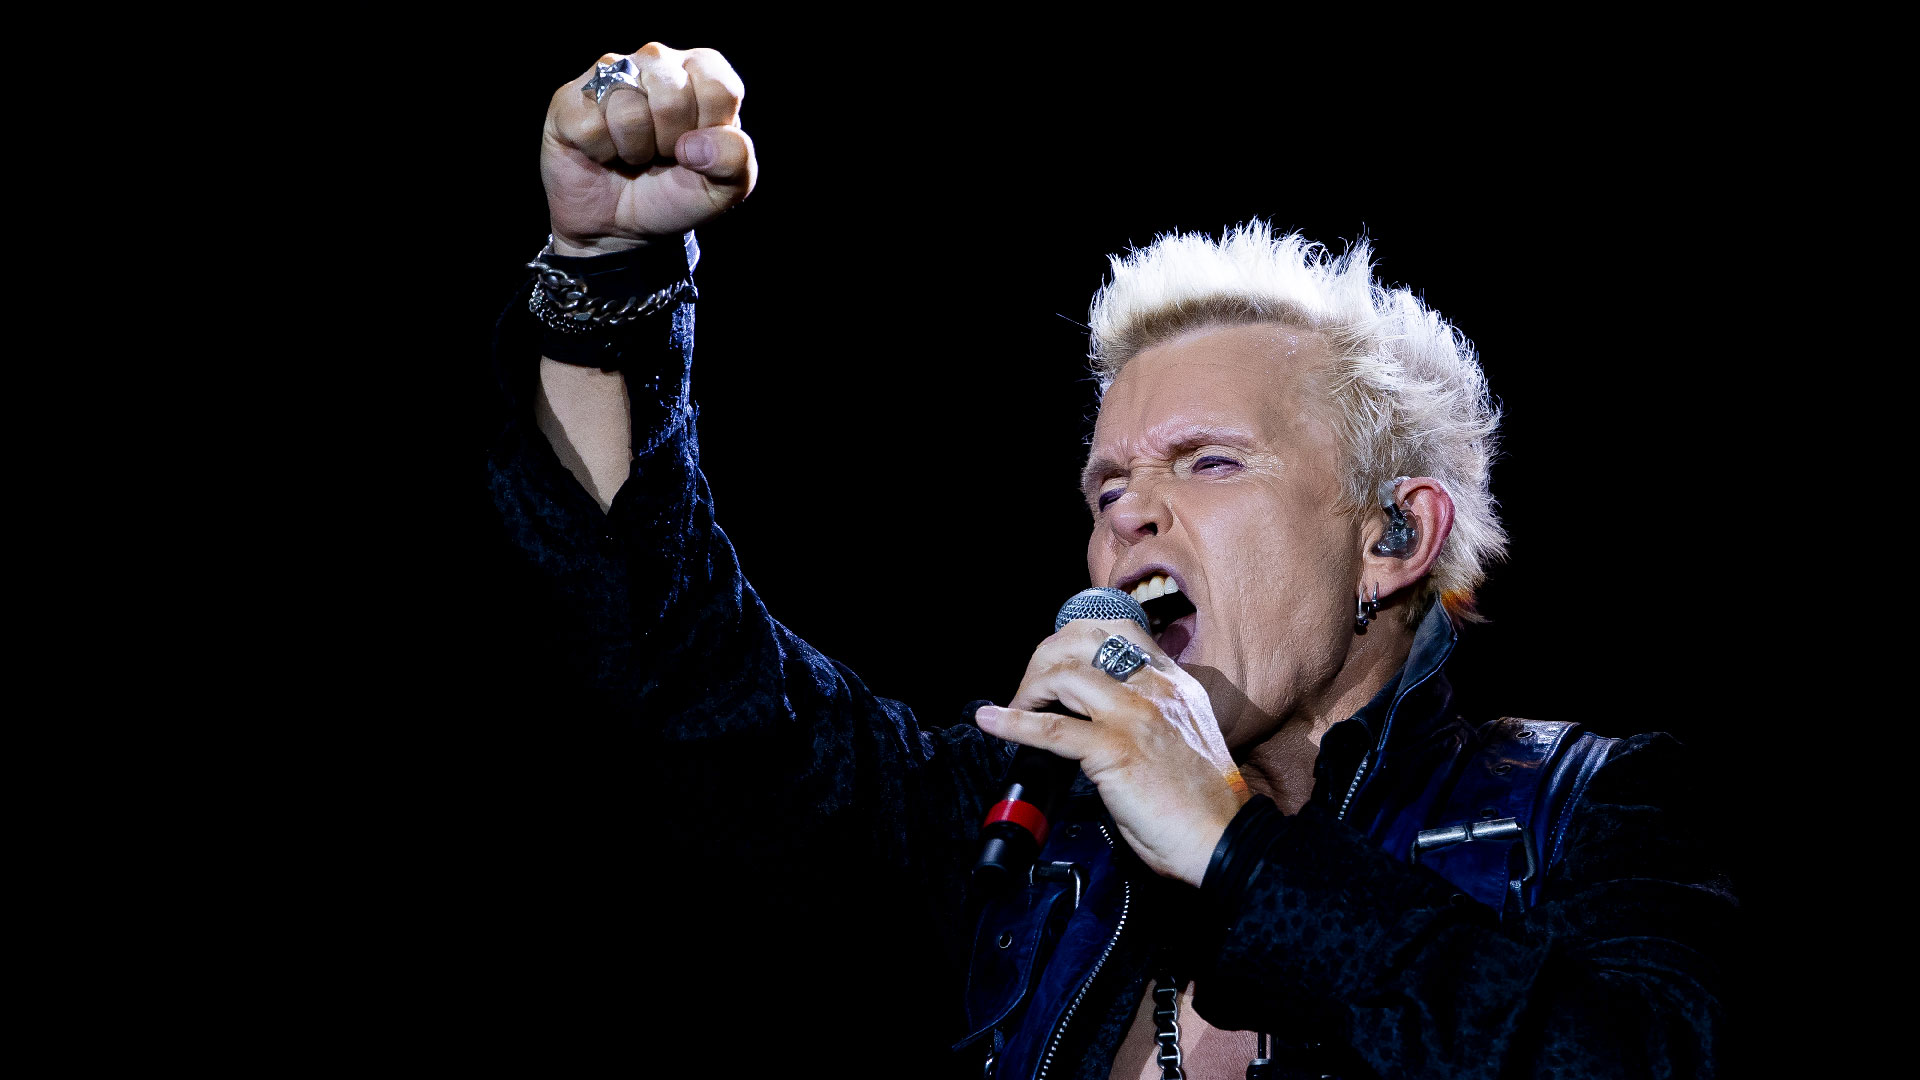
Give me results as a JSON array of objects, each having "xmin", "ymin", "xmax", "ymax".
[
  {"xmin": 971, "ymin": 588, "xmax": 1151, "ymax": 894},
  {"xmin": 973, "ymin": 589, "xmax": 1248, "ymax": 892}
]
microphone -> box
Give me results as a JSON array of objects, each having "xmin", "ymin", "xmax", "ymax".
[{"xmin": 970, "ymin": 587, "xmax": 1151, "ymax": 896}]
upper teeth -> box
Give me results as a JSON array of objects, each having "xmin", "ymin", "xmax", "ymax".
[{"xmin": 1129, "ymin": 574, "xmax": 1179, "ymax": 603}]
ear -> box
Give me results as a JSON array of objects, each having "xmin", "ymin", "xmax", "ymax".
[{"xmin": 1358, "ymin": 476, "xmax": 1455, "ymax": 606}]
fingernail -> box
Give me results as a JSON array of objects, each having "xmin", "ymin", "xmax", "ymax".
[
  {"xmin": 679, "ymin": 132, "xmax": 713, "ymax": 167},
  {"xmin": 973, "ymin": 705, "xmax": 1000, "ymax": 728}
]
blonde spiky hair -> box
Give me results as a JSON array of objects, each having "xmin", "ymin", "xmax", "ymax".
[{"xmin": 1087, "ymin": 222, "xmax": 1506, "ymax": 624}]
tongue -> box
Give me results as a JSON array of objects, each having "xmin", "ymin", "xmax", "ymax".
[{"xmin": 1155, "ymin": 613, "xmax": 1196, "ymax": 661}]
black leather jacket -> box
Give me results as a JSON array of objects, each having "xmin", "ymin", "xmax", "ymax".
[
  {"xmin": 482, "ymin": 238, "xmax": 1734, "ymax": 1078},
  {"xmin": 956, "ymin": 602, "xmax": 1651, "ymax": 1080}
]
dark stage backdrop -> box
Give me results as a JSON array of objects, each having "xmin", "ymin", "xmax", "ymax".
[
  {"xmin": 416, "ymin": 24, "xmax": 1777, "ymax": 1070},
  {"xmin": 443, "ymin": 33, "xmax": 1763, "ymax": 758}
]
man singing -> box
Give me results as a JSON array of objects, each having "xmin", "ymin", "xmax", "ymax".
[{"xmin": 486, "ymin": 42, "xmax": 1731, "ymax": 1078}]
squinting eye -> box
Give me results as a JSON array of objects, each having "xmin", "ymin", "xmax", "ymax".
[
  {"xmin": 1194, "ymin": 456, "xmax": 1240, "ymax": 472},
  {"xmin": 1097, "ymin": 488, "xmax": 1124, "ymax": 511}
]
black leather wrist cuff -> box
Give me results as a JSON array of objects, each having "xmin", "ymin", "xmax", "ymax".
[
  {"xmin": 533, "ymin": 232, "xmax": 700, "ymax": 371},
  {"xmin": 1201, "ymin": 794, "xmax": 1287, "ymax": 914}
]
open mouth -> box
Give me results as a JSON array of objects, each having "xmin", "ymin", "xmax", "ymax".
[
  {"xmin": 1126, "ymin": 573, "xmax": 1199, "ymax": 659},
  {"xmin": 1141, "ymin": 590, "xmax": 1196, "ymax": 635}
]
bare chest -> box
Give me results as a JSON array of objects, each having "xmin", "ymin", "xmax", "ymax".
[{"xmin": 1107, "ymin": 978, "xmax": 1257, "ymax": 1080}]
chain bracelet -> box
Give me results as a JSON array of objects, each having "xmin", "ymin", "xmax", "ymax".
[{"xmin": 526, "ymin": 253, "xmax": 692, "ymax": 334}]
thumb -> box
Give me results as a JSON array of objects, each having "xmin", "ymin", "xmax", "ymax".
[{"xmin": 676, "ymin": 126, "xmax": 756, "ymax": 188}]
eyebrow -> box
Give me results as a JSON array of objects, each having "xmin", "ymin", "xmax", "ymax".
[{"xmin": 1079, "ymin": 426, "xmax": 1261, "ymax": 501}]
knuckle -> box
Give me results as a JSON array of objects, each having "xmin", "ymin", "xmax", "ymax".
[
  {"xmin": 685, "ymin": 46, "xmax": 731, "ymax": 73},
  {"xmin": 1043, "ymin": 655, "xmax": 1084, "ymax": 682},
  {"xmin": 1031, "ymin": 631, "xmax": 1072, "ymax": 664},
  {"xmin": 694, "ymin": 80, "xmax": 742, "ymax": 114},
  {"xmin": 604, "ymin": 91, "xmax": 648, "ymax": 120},
  {"xmin": 687, "ymin": 52, "xmax": 745, "ymax": 95},
  {"xmin": 1017, "ymin": 647, "xmax": 1046, "ymax": 675},
  {"xmin": 642, "ymin": 67, "xmax": 689, "ymax": 93},
  {"xmin": 1053, "ymin": 624, "xmax": 1100, "ymax": 654},
  {"xmin": 647, "ymin": 87, "xmax": 694, "ymax": 113},
  {"xmin": 565, "ymin": 107, "xmax": 608, "ymax": 143}
]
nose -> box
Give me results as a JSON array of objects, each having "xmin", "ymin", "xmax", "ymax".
[{"xmin": 1104, "ymin": 480, "xmax": 1169, "ymax": 543}]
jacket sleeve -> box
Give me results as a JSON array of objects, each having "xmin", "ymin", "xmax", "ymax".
[
  {"xmin": 1188, "ymin": 732, "xmax": 1733, "ymax": 1079},
  {"xmin": 482, "ymin": 236, "xmax": 1010, "ymax": 976}
]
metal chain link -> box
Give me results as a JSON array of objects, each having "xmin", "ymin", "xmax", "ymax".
[
  {"xmin": 526, "ymin": 250, "xmax": 692, "ymax": 334},
  {"xmin": 1153, "ymin": 973, "xmax": 1184, "ymax": 1080},
  {"xmin": 1152, "ymin": 972, "xmax": 1282, "ymax": 1080}
]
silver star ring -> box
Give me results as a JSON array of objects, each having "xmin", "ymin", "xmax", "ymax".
[
  {"xmin": 1092, "ymin": 635, "xmax": 1150, "ymax": 682},
  {"xmin": 581, "ymin": 57, "xmax": 641, "ymax": 104}
]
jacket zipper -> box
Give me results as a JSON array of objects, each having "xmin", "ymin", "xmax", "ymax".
[
  {"xmin": 1337, "ymin": 750, "xmax": 1371, "ymax": 821},
  {"xmin": 1338, "ymin": 640, "xmax": 1449, "ymax": 825},
  {"xmin": 1028, "ymin": 745, "xmax": 1370, "ymax": 1078},
  {"xmin": 1034, "ymin": 823, "xmax": 1129, "ymax": 1080}
]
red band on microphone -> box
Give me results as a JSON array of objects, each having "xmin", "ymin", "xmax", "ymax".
[{"xmin": 982, "ymin": 799, "xmax": 1050, "ymax": 846}]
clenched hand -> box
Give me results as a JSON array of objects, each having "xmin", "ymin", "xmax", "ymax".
[{"xmin": 541, "ymin": 43, "xmax": 757, "ymax": 255}]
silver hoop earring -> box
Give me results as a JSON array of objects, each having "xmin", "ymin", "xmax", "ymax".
[{"xmin": 1354, "ymin": 583, "xmax": 1380, "ymax": 634}]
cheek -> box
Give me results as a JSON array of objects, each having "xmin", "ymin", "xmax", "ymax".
[
  {"xmin": 1209, "ymin": 496, "xmax": 1354, "ymax": 632},
  {"xmin": 1085, "ymin": 525, "xmax": 1113, "ymax": 582},
  {"xmin": 1272, "ymin": 525, "xmax": 1358, "ymax": 607}
]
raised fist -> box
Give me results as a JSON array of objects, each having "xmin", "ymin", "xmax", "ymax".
[{"xmin": 541, "ymin": 44, "xmax": 757, "ymax": 255}]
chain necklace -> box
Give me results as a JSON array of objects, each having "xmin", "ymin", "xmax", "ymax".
[{"xmin": 1150, "ymin": 973, "xmax": 1274, "ymax": 1080}]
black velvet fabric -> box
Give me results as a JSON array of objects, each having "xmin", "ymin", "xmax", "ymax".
[
  {"xmin": 479, "ymin": 240, "xmax": 1010, "ymax": 1074},
  {"xmin": 476, "ymin": 238, "xmax": 1734, "ymax": 1078},
  {"xmin": 1188, "ymin": 734, "xmax": 1730, "ymax": 1078}
]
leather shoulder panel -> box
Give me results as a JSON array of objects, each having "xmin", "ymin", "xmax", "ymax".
[{"xmin": 1414, "ymin": 718, "xmax": 1579, "ymax": 914}]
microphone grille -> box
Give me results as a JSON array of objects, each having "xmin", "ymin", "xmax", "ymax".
[{"xmin": 1055, "ymin": 587, "xmax": 1151, "ymax": 634}]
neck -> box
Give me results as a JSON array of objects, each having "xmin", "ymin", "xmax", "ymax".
[{"xmin": 1237, "ymin": 618, "xmax": 1415, "ymax": 815}]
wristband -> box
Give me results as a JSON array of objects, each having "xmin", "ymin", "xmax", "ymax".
[
  {"xmin": 1201, "ymin": 794, "xmax": 1287, "ymax": 913},
  {"xmin": 527, "ymin": 232, "xmax": 700, "ymax": 371}
]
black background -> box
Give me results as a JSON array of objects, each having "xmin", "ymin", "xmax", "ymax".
[{"xmin": 400, "ymin": 22, "xmax": 1795, "ymax": 1071}]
